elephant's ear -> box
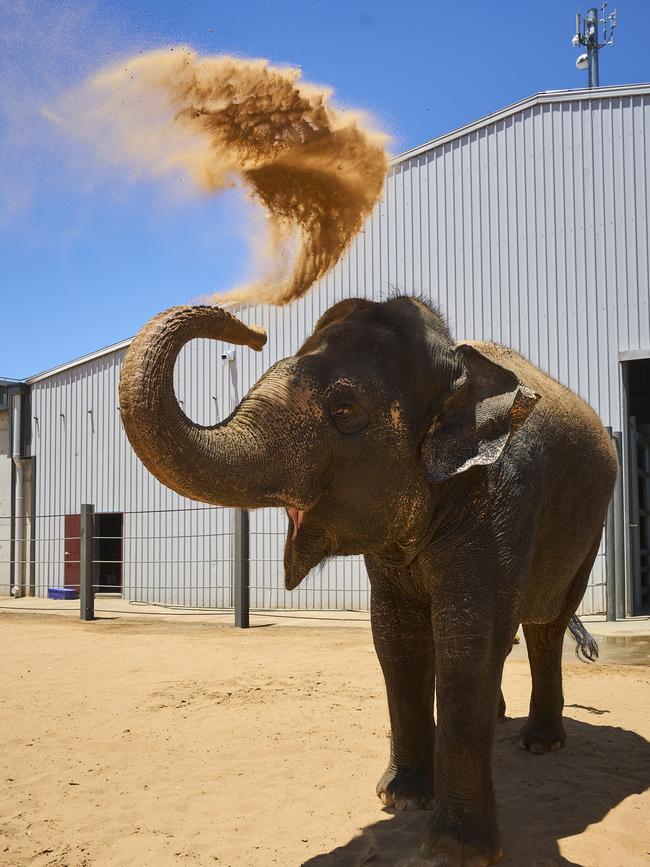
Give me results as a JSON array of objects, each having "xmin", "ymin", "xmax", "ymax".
[{"xmin": 421, "ymin": 344, "xmax": 541, "ymax": 483}]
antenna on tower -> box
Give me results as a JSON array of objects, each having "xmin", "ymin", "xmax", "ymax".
[{"xmin": 572, "ymin": 3, "xmax": 618, "ymax": 88}]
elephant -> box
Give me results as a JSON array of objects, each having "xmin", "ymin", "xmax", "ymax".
[{"xmin": 119, "ymin": 296, "xmax": 617, "ymax": 865}]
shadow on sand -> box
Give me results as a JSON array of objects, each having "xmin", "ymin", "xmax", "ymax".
[{"xmin": 303, "ymin": 717, "xmax": 650, "ymax": 866}]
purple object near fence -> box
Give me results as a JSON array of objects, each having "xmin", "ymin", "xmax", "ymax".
[{"xmin": 48, "ymin": 587, "xmax": 79, "ymax": 600}]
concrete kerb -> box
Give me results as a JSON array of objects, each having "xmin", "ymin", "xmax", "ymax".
[
  {"xmin": 579, "ymin": 614, "xmax": 650, "ymax": 638},
  {"xmin": 1, "ymin": 597, "xmax": 649, "ymax": 666},
  {"xmin": 0, "ymin": 594, "xmax": 650, "ymax": 666},
  {"xmin": 1, "ymin": 597, "xmax": 650, "ymax": 634},
  {"xmin": 0, "ymin": 595, "xmax": 372, "ymax": 628}
]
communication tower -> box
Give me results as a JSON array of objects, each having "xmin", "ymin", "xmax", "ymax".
[{"xmin": 572, "ymin": 4, "xmax": 618, "ymax": 88}]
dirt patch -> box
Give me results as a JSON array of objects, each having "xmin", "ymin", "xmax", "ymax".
[{"xmin": 1, "ymin": 613, "xmax": 649, "ymax": 866}]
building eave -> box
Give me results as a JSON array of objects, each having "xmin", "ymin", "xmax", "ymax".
[
  {"xmin": 392, "ymin": 82, "xmax": 650, "ymax": 165},
  {"xmin": 25, "ymin": 338, "xmax": 133, "ymax": 385}
]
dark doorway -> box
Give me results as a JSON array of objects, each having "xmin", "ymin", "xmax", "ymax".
[
  {"xmin": 626, "ymin": 358, "xmax": 650, "ymax": 614},
  {"xmin": 95, "ymin": 513, "xmax": 123, "ymax": 593}
]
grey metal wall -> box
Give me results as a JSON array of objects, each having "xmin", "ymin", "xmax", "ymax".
[{"xmin": 29, "ymin": 85, "xmax": 650, "ymax": 614}]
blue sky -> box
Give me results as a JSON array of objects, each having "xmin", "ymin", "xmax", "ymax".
[{"xmin": 1, "ymin": 0, "xmax": 647, "ymax": 378}]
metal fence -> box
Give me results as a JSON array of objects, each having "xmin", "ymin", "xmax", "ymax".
[
  {"xmin": 0, "ymin": 502, "xmax": 370, "ymax": 624},
  {"xmin": 0, "ymin": 435, "xmax": 626, "ymax": 622}
]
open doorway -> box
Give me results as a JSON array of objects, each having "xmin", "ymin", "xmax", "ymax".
[
  {"xmin": 625, "ymin": 357, "xmax": 650, "ymax": 614},
  {"xmin": 94, "ymin": 513, "xmax": 123, "ymax": 594}
]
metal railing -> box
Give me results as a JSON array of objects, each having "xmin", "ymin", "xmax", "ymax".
[
  {"xmin": 0, "ymin": 502, "xmax": 369, "ymax": 626},
  {"xmin": 4, "ymin": 427, "xmax": 624, "ymax": 625}
]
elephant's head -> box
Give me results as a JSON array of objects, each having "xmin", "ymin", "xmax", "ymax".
[{"xmin": 119, "ymin": 298, "xmax": 539, "ymax": 589}]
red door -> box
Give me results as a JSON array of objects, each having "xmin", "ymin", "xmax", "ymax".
[{"xmin": 64, "ymin": 514, "xmax": 81, "ymax": 590}]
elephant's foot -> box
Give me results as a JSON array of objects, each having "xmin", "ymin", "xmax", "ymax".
[
  {"xmin": 376, "ymin": 765, "xmax": 434, "ymax": 811},
  {"xmin": 421, "ymin": 819, "xmax": 501, "ymax": 866},
  {"xmin": 517, "ymin": 717, "xmax": 566, "ymax": 754}
]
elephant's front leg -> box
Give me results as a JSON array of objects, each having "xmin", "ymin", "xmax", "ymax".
[
  {"xmin": 368, "ymin": 558, "xmax": 435, "ymax": 811},
  {"xmin": 423, "ymin": 610, "xmax": 508, "ymax": 866}
]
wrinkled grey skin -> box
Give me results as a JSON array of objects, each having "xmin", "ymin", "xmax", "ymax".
[{"xmin": 120, "ymin": 297, "xmax": 618, "ymax": 866}]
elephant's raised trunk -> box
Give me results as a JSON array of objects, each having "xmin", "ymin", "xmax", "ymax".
[{"xmin": 119, "ymin": 305, "xmax": 303, "ymax": 509}]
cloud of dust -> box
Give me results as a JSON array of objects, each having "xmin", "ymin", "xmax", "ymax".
[
  {"xmin": 0, "ymin": 0, "xmax": 125, "ymax": 228},
  {"xmin": 48, "ymin": 48, "xmax": 390, "ymax": 306}
]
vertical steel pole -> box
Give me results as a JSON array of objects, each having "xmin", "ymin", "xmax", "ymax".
[
  {"xmin": 11, "ymin": 392, "xmax": 24, "ymax": 598},
  {"xmin": 605, "ymin": 427, "xmax": 616, "ymax": 620},
  {"xmin": 80, "ymin": 503, "xmax": 95, "ymax": 621},
  {"xmin": 586, "ymin": 7, "xmax": 599, "ymax": 88},
  {"xmin": 612, "ymin": 433, "xmax": 626, "ymax": 620},
  {"xmin": 626, "ymin": 418, "xmax": 640, "ymax": 617},
  {"xmin": 234, "ymin": 509, "xmax": 249, "ymax": 628}
]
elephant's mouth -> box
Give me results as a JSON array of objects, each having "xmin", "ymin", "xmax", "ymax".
[
  {"xmin": 287, "ymin": 507, "xmax": 305, "ymax": 540},
  {"xmin": 283, "ymin": 504, "xmax": 332, "ymax": 591},
  {"xmin": 283, "ymin": 462, "xmax": 335, "ymax": 589}
]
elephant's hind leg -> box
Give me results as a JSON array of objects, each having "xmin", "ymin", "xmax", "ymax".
[
  {"xmin": 519, "ymin": 537, "xmax": 601, "ymax": 754},
  {"xmin": 518, "ymin": 621, "xmax": 567, "ymax": 753},
  {"xmin": 367, "ymin": 557, "xmax": 435, "ymax": 811}
]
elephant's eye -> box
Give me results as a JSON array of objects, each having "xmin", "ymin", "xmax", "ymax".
[{"xmin": 329, "ymin": 400, "xmax": 368, "ymax": 434}]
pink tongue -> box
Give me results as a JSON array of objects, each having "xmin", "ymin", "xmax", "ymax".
[{"xmin": 287, "ymin": 508, "xmax": 305, "ymax": 540}]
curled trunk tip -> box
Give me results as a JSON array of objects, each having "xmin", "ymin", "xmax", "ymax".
[{"xmin": 118, "ymin": 305, "xmax": 269, "ymax": 506}]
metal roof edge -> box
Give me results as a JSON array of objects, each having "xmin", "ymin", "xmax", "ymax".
[
  {"xmin": 620, "ymin": 348, "xmax": 650, "ymax": 362},
  {"xmin": 392, "ymin": 82, "xmax": 650, "ymax": 165},
  {"xmin": 26, "ymin": 337, "xmax": 134, "ymax": 384}
]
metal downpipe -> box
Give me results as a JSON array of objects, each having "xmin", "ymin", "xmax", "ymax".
[{"xmin": 11, "ymin": 393, "xmax": 24, "ymax": 598}]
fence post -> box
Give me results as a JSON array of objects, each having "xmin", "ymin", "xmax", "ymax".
[
  {"xmin": 80, "ymin": 503, "xmax": 95, "ymax": 622},
  {"xmin": 234, "ymin": 509, "xmax": 250, "ymax": 628},
  {"xmin": 612, "ymin": 432, "xmax": 626, "ymax": 620}
]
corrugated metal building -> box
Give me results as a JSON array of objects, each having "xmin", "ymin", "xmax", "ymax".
[{"xmin": 4, "ymin": 83, "xmax": 650, "ymax": 615}]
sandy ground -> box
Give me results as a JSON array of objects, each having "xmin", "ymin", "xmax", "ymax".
[{"xmin": 1, "ymin": 613, "xmax": 649, "ymax": 867}]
